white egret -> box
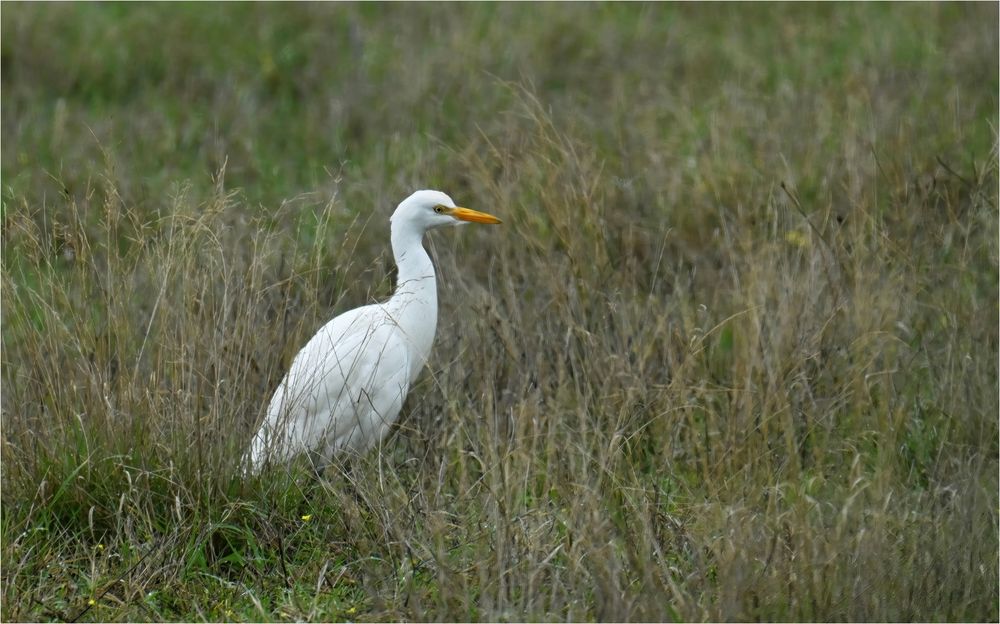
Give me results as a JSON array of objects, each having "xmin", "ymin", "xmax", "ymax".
[{"xmin": 245, "ymin": 190, "xmax": 501, "ymax": 474}]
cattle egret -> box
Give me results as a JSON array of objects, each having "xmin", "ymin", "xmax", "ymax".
[{"xmin": 245, "ymin": 190, "xmax": 501, "ymax": 474}]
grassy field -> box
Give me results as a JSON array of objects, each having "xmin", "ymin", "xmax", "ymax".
[{"xmin": 2, "ymin": 3, "xmax": 998, "ymax": 621}]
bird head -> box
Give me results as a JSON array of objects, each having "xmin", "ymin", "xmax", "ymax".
[{"xmin": 391, "ymin": 189, "xmax": 501, "ymax": 232}]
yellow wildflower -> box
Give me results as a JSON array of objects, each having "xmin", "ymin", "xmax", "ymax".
[
  {"xmin": 301, "ymin": 514, "xmax": 312, "ymax": 522},
  {"xmin": 785, "ymin": 230, "xmax": 809, "ymax": 248}
]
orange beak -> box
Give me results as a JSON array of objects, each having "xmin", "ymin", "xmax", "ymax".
[{"xmin": 448, "ymin": 207, "xmax": 502, "ymax": 224}]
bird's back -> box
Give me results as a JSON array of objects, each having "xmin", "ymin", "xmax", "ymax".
[{"xmin": 246, "ymin": 303, "xmax": 414, "ymax": 472}]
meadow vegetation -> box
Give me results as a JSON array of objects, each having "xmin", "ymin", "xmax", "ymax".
[{"xmin": 2, "ymin": 3, "xmax": 998, "ymax": 621}]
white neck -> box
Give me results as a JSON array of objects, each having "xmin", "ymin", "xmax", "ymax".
[
  {"xmin": 390, "ymin": 223, "xmax": 437, "ymax": 300},
  {"xmin": 386, "ymin": 221, "xmax": 438, "ymax": 377}
]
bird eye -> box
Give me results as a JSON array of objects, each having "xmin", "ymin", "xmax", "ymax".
[{"xmin": 433, "ymin": 205, "xmax": 446, "ymax": 214}]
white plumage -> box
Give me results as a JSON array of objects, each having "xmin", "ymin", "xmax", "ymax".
[{"xmin": 245, "ymin": 190, "xmax": 501, "ymax": 473}]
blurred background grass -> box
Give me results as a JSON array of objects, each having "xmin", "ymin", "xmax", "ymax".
[{"xmin": 2, "ymin": 3, "xmax": 998, "ymax": 622}]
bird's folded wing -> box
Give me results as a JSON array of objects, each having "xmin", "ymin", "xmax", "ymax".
[{"xmin": 252, "ymin": 305, "xmax": 411, "ymax": 463}]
